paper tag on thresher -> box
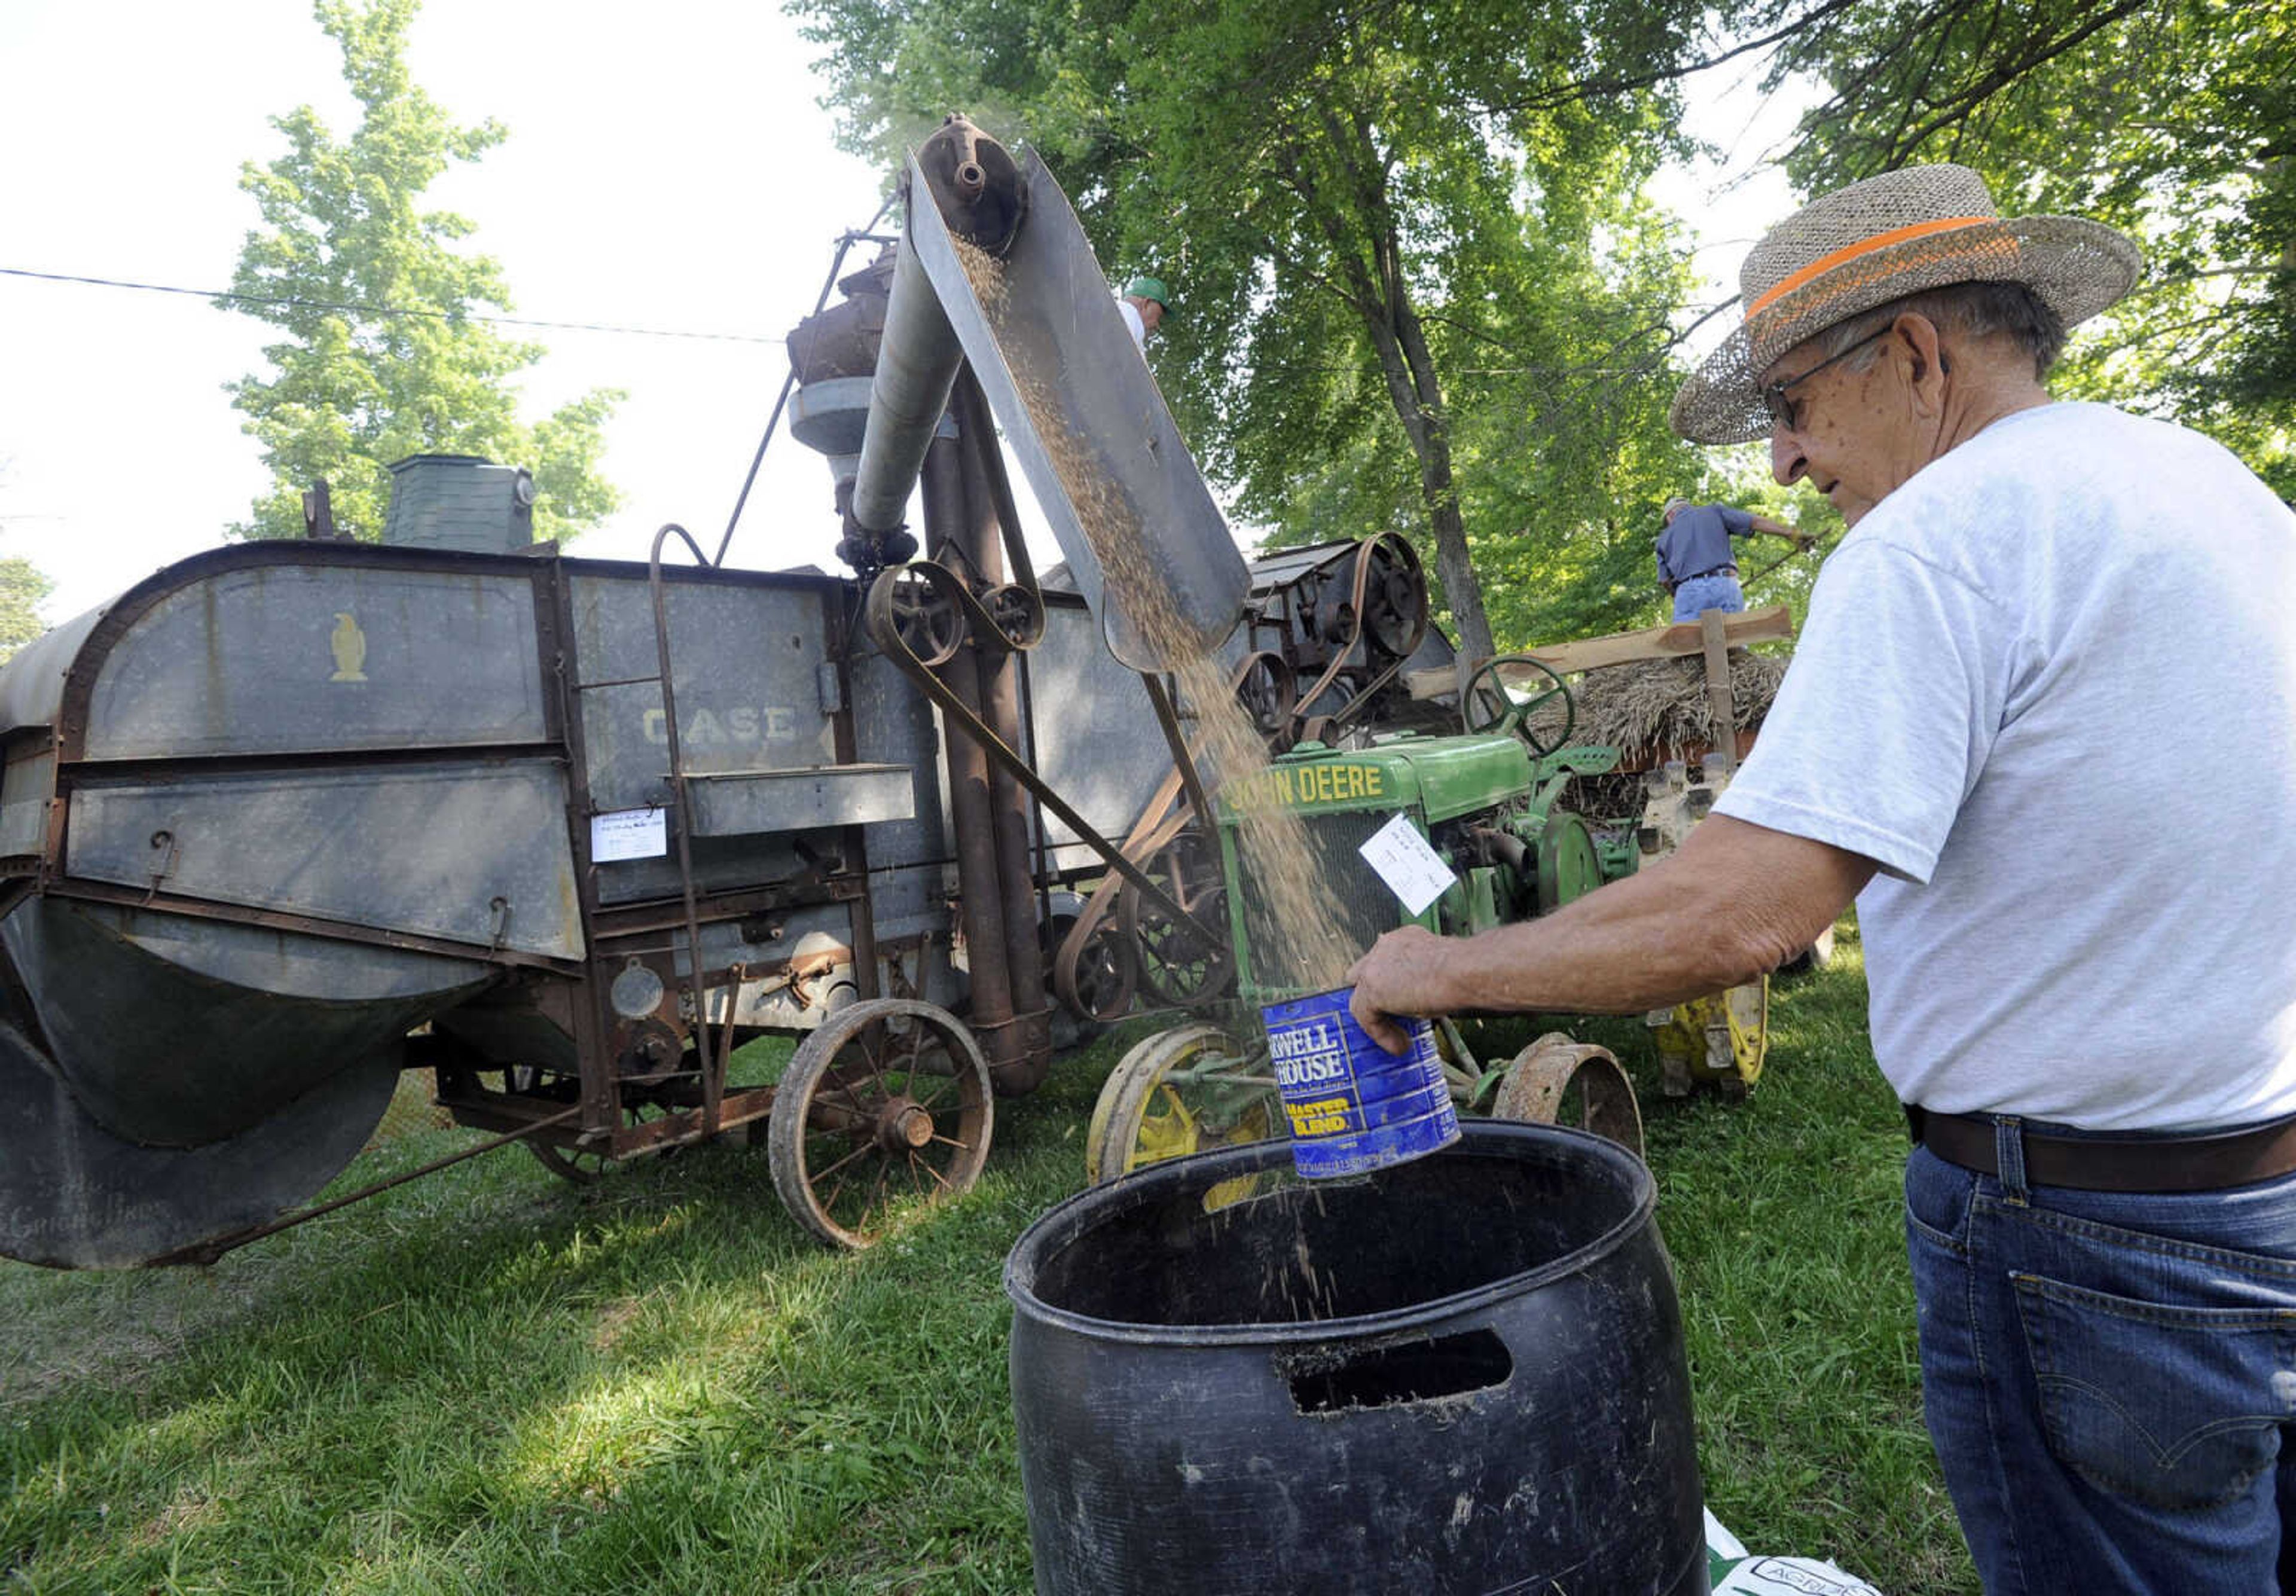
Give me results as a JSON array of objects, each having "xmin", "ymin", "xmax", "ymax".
[
  {"xmin": 590, "ymin": 806, "xmax": 669, "ymax": 862},
  {"xmin": 1357, "ymin": 812, "xmax": 1457, "ymax": 917}
]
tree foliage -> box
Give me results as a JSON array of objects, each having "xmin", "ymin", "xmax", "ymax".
[
  {"xmin": 222, "ymin": 0, "xmax": 621, "ymax": 543},
  {"xmin": 793, "ymin": 0, "xmax": 1723, "ymax": 654},
  {"xmin": 0, "ymin": 556, "xmax": 51, "ymax": 662},
  {"xmin": 1764, "ymin": 0, "xmax": 2296, "ymax": 492}
]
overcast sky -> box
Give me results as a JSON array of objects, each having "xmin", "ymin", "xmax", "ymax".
[{"xmin": 0, "ymin": 2, "xmax": 1796, "ymax": 627}]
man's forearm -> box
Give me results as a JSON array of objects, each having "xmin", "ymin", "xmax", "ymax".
[
  {"xmin": 1410, "ymin": 852, "xmax": 1787, "ymax": 1015},
  {"xmin": 1348, "ymin": 817, "xmax": 1874, "ymax": 1051}
]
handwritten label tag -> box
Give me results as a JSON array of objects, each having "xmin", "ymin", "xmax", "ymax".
[
  {"xmin": 591, "ymin": 806, "xmax": 668, "ymax": 863},
  {"xmin": 1357, "ymin": 811, "xmax": 1456, "ymax": 917}
]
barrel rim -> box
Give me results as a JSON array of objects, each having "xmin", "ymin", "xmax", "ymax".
[{"xmin": 1003, "ymin": 1120, "xmax": 1657, "ymax": 1347}]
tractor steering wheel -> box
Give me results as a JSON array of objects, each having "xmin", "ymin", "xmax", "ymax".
[{"xmin": 1460, "ymin": 655, "xmax": 1575, "ymax": 758}]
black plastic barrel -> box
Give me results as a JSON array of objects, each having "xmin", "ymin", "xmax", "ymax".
[{"xmin": 1004, "ymin": 1121, "xmax": 1706, "ymax": 1594}]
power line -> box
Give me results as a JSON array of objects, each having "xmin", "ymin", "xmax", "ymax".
[{"xmin": 0, "ymin": 266, "xmax": 784, "ymax": 345}]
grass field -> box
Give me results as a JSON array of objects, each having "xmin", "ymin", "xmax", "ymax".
[{"xmin": 1, "ymin": 920, "xmax": 1975, "ymax": 1594}]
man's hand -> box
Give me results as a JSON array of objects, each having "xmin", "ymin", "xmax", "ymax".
[
  {"xmin": 1347, "ymin": 924, "xmax": 1454, "ymax": 1055},
  {"xmin": 1793, "ymin": 529, "xmax": 1817, "ymax": 550}
]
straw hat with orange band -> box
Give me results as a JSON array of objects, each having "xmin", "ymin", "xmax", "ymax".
[{"xmin": 1669, "ymin": 164, "xmax": 2142, "ymax": 446}]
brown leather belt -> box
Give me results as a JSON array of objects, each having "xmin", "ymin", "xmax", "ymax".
[{"xmin": 1910, "ymin": 1106, "xmax": 2296, "ymax": 1193}]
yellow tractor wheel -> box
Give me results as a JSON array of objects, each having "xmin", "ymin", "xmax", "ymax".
[
  {"xmin": 1650, "ymin": 975, "xmax": 1769, "ymax": 1100},
  {"xmin": 1085, "ymin": 1024, "xmax": 1275, "ymax": 1204}
]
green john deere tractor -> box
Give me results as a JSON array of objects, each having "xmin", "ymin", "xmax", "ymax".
[{"xmin": 1083, "ymin": 658, "xmax": 1652, "ymax": 1187}]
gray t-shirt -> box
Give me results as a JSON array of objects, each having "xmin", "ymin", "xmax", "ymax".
[
  {"xmin": 1714, "ymin": 402, "xmax": 2296, "ymax": 1130},
  {"xmin": 1656, "ymin": 503, "xmax": 1754, "ymax": 586}
]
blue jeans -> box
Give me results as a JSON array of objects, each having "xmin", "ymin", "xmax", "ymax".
[
  {"xmin": 1671, "ymin": 572, "xmax": 1745, "ymax": 621},
  {"xmin": 1904, "ymin": 1136, "xmax": 2296, "ymax": 1592}
]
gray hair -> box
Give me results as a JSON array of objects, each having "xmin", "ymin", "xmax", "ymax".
[{"xmin": 1818, "ymin": 280, "xmax": 2068, "ymax": 380}]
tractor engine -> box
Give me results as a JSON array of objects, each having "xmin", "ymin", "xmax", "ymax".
[{"xmin": 1216, "ymin": 733, "xmax": 1612, "ymax": 999}]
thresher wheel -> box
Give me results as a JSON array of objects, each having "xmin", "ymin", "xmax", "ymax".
[
  {"xmin": 1491, "ymin": 1033, "xmax": 1645, "ymax": 1159},
  {"xmin": 766, "ymin": 998, "xmax": 994, "ymax": 1249},
  {"xmin": 1650, "ymin": 976, "xmax": 1770, "ymax": 1100},
  {"xmin": 1085, "ymin": 1024, "xmax": 1274, "ymax": 1202},
  {"xmin": 1460, "ymin": 655, "xmax": 1575, "ymax": 756},
  {"xmin": 494, "ymin": 1064, "xmax": 679, "ymax": 1185}
]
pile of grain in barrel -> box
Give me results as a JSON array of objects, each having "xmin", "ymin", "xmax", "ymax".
[{"xmin": 954, "ymin": 242, "xmax": 1358, "ymax": 994}]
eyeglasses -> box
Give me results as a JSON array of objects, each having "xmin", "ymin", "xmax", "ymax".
[{"xmin": 1760, "ymin": 325, "xmax": 1892, "ymax": 433}]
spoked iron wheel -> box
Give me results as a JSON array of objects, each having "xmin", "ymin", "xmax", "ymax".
[
  {"xmin": 475, "ymin": 1065, "xmax": 622, "ymax": 1185},
  {"xmin": 766, "ymin": 998, "xmax": 993, "ymax": 1249},
  {"xmin": 1120, "ymin": 834, "xmax": 1235, "ymax": 1011}
]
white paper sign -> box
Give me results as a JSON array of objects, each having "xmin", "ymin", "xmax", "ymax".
[
  {"xmin": 1357, "ymin": 811, "xmax": 1457, "ymax": 917},
  {"xmin": 590, "ymin": 806, "xmax": 668, "ymax": 863}
]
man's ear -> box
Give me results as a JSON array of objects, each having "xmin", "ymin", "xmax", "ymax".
[{"xmin": 1896, "ymin": 313, "xmax": 1949, "ymax": 411}]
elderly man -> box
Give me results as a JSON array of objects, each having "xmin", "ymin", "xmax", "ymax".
[
  {"xmin": 1349, "ymin": 164, "xmax": 2296, "ymax": 1588},
  {"xmin": 1654, "ymin": 495, "xmax": 1810, "ymax": 620}
]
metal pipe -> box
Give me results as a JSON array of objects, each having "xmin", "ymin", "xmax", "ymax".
[
  {"xmin": 848, "ymin": 118, "xmax": 1024, "ymax": 545},
  {"xmin": 959, "ymin": 420, "xmax": 1053, "ymax": 1093},
  {"xmin": 647, "ymin": 522, "xmax": 720, "ymax": 1130},
  {"xmin": 920, "ymin": 437, "xmax": 1018, "ymax": 1055},
  {"xmin": 847, "ymin": 224, "xmax": 964, "ymax": 539}
]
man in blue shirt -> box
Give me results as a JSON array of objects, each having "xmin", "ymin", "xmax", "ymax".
[{"xmin": 1656, "ymin": 497, "xmax": 1810, "ymax": 620}]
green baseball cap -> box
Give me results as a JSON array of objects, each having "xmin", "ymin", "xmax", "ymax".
[{"xmin": 1123, "ymin": 276, "xmax": 1171, "ymax": 307}]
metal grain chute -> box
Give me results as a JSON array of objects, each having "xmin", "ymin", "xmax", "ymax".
[{"xmin": 854, "ymin": 116, "xmax": 1250, "ymax": 670}]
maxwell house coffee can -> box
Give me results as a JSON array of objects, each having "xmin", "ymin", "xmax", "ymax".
[{"xmin": 1260, "ymin": 986, "xmax": 1461, "ymax": 1179}]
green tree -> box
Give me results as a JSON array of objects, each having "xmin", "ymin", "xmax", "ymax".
[
  {"xmin": 222, "ymin": 0, "xmax": 621, "ymax": 542},
  {"xmin": 0, "ymin": 555, "xmax": 53, "ymax": 660},
  {"xmin": 794, "ymin": 0, "xmax": 1714, "ymax": 657},
  {"xmin": 1760, "ymin": 0, "xmax": 2296, "ymax": 492},
  {"xmin": 0, "ymin": 463, "xmax": 54, "ymax": 661}
]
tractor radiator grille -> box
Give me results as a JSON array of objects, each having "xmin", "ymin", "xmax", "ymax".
[{"xmin": 1236, "ymin": 806, "xmax": 1414, "ymax": 991}]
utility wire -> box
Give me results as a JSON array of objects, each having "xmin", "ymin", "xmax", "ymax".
[{"xmin": 0, "ymin": 265, "xmax": 784, "ymax": 345}]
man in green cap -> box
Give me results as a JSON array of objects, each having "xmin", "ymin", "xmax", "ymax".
[{"xmin": 1118, "ymin": 276, "xmax": 1169, "ymax": 352}]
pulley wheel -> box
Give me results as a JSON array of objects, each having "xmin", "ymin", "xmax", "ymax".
[
  {"xmin": 1357, "ymin": 533, "xmax": 1428, "ymax": 658},
  {"xmin": 1234, "ymin": 651, "xmax": 1296, "ymax": 743},
  {"xmin": 864, "ymin": 563, "xmax": 967, "ymax": 667},
  {"xmin": 1535, "ymin": 811, "xmax": 1605, "ymax": 914}
]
